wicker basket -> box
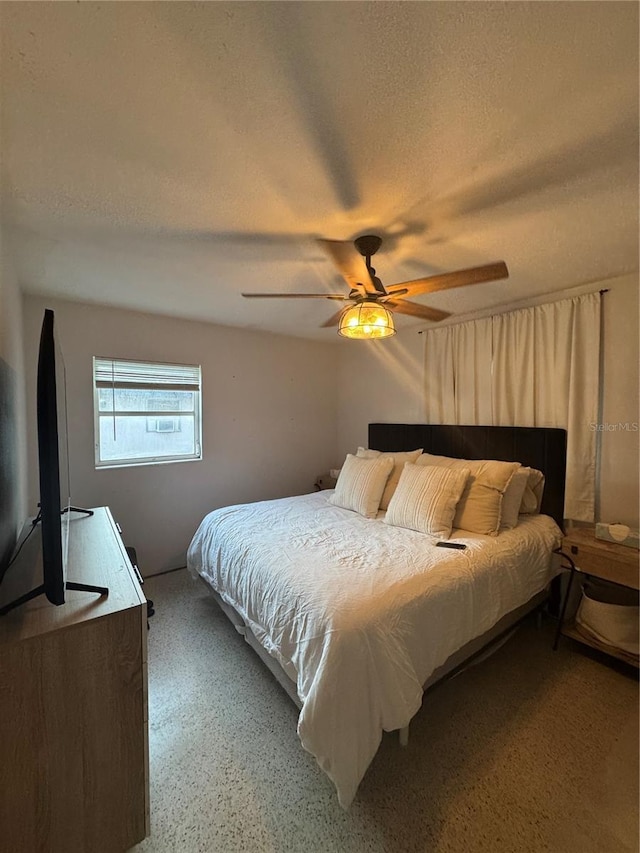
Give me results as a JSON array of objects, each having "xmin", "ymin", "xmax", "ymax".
[{"xmin": 576, "ymin": 580, "xmax": 639, "ymax": 655}]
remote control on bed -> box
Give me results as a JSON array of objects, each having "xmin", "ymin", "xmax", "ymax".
[{"xmin": 435, "ymin": 541, "xmax": 467, "ymax": 550}]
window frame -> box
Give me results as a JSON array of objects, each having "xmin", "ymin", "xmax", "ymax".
[{"xmin": 93, "ymin": 356, "xmax": 203, "ymax": 469}]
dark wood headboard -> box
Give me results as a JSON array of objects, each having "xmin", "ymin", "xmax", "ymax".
[{"xmin": 368, "ymin": 423, "xmax": 567, "ymax": 530}]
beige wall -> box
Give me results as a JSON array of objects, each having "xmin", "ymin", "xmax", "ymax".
[
  {"xmin": 336, "ymin": 274, "xmax": 639, "ymax": 527},
  {"xmin": 598, "ymin": 274, "xmax": 639, "ymax": 526},
  {"xmin": 336, "ymin": 330, "xmax": 424, "ymax": 461},
  {"xmin": 0, "ymin": 233, "xmax": 27, "ymax": 568},
  {"xmin": 22, "ymin": 296, "xmax": 339, "ymax": 575}
]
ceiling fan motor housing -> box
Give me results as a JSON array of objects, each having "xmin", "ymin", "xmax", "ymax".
[{"xmin": 354, "ymin": 234, "xmax": 382, "ymax": 258}]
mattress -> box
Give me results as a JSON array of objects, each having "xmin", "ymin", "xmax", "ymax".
[{"xmin": 187, "ymin": 490, "xmax": 562, "ymax": 807}]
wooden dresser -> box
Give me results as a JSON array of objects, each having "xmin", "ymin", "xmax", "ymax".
[{"xmin": 0, "ymin": 507, "xmax": 149, "ymax": 853}]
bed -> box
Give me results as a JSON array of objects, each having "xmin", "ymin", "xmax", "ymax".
[{"xmin": 187, "ymin": 423, "xmax": 566, "ymax": 808}]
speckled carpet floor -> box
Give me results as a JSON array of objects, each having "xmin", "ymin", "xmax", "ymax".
[{"xmin": 132, "ymin": 569, "xmax": 638, "ymax": 853}]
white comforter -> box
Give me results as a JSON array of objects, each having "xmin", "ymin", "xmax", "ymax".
[{"xmin": 187, "ymin": 490, "xmax": 562, "ymax": 807}]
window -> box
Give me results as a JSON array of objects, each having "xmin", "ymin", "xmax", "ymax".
[
  {"xmin": 93, "ymin": 357, "xmax": 202, "ymax": 468},
  {"xmin": 146, "ymin": 416, "xmax": 181, "ymax": 433}
]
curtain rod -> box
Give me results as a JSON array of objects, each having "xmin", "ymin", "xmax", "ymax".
[{"xmin": 418, "ymin": 286, "xmax": 610, "ymax": 334}]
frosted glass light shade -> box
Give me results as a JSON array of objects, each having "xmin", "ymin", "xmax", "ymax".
[{"xmin": 338, "ymin": 301, "xmax": 396, "ymax": 339}]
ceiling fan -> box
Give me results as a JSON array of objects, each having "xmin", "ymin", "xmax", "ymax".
[{"xmin": 242, "ymin": 235, "xmax": 509, "ymax": 339}]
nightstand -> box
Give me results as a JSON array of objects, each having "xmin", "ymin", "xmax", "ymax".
[
  {"xmin": 314, "ymin": 474, "xmax": 337, "ymax": 491},
  {"xmin": 553, "ymin": 526, "xmax": 639, "ymax": 666}
]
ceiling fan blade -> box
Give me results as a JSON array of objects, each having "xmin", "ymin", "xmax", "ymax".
[
  {"xmin": 321, "ymin": 306, "xmax": 349, "ymax": 328},
  {"xmin": 242, "ymin": 292, "xmax": 348, "ymax": 299},
  {"xmin": 381, "ymin": 287, "xmax": 408, "ymax": 299},
  {"xmin": 387, "ymin": 261, "xmax": 509, "ymax": 298},
  {"xmin": 385, "ymin": 299, "xmax": 452, "ymax": 322},
  {"xmin": 316, "ymin": 239, "xmax": 375, "ymax": 295}
]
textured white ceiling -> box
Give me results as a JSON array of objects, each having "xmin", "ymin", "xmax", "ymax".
[{"xmin": 1, "ymin": 2, "xmax": 638, "ymax": 340}]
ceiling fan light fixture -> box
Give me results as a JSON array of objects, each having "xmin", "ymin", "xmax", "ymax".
[{"xmin": 338, "ymin": 300, "xmax": 396, "ymax": 340}]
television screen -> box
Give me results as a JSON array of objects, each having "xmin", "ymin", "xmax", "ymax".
[
  {"xmin": 0, "ymin": 310, "xmax": 106, "ymax": 618},
  {"xmin": 37, "ymin": 309, "xmax": 67, "ymax": 604}
]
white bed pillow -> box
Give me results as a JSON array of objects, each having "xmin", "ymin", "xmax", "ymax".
[
  {"xmin": 520, "ymin": 468, "xmax": 545, "ymax": 514},
  {"xmin": 330, "ymin": 454, "xmax": 394, "ymax": 519},
  {"xmin": 500, "ymin": 468, "xmax": 529, "ymax": 529},
  {"xmin": 416, "ymin": 453, "xmax": 520, "ymax": 536},
  {"xmin": 384, "ymin": 463, "xmax": 470, "ymax": 538},
  {"xmin": 356, "ymin": 447, "xmax": 423, "ymax": 510}
]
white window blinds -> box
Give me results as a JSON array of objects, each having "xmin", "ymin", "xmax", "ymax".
[{"xmin": 94, "ymin": 358, "xmax": 201, "ymax": 391}]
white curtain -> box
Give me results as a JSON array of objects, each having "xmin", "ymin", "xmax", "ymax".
[
  {"xmin": 423, "ymin": 292, "xmax": 602, "ymax": 521},
  {"xmin": 424, "ymin": 317, "xmax": 494, "ymax": 424}
]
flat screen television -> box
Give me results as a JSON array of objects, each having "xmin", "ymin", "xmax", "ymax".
[
  {"xmin": 37, "ymin": 308, "xmax": 67, "ymax": 604},
  {"xmin": 0, "ymin": 309, "xmax": 107, "ymax": 617}
]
